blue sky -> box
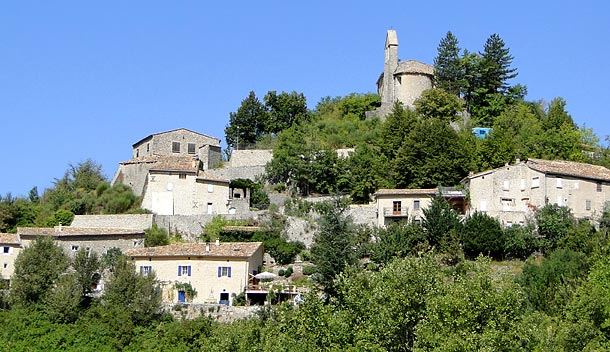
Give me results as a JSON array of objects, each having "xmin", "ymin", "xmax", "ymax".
[{"xmin": 1, "ymin": 1, "xmax": 609, "ymax": 197}]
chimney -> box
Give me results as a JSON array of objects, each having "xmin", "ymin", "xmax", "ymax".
[
  {"xmin": 515, "ymin": 158, "xmax": 521, "ymax": 164},
  {"xmin": 205, "ymin": 242, "xmax": 210, "ymax": 252},
  {"xmin": 215, "ymin": 238, "xmax": 220, "ymax": 247},
  {"xmin": 58, "ymin": 223, "xmax": 62, "ymax": 232}
]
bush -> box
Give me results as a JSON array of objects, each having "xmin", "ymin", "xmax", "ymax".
[
  {"xmin": 278, "ymin": 269, "xmax": 286, "ymax": 276},
  {"xmin": 302, "ymin": 265, "xmax": 316, "ymax": 276},
  {"xmin": 285, "ymin": 267, "xmax": 293, "ymax": 278},
  {"xmin": 462, "ymin": 211, "xmax": 506, "ymax": 259}
]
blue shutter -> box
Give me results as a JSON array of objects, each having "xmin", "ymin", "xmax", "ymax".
[
  {"xmin": 187, "ymin": 266, "xmax": 192, "ymax": 276},
  {"xmin": 218, "ymin": 267, "xmax": 221, "ymax": 277},
  {"xmin": 228, "ymin": 267, "xmax": 231, "ymax": 277},
  {"xmin": 178, "ymin": 266, "xmax": 182, "ymax": 276}
]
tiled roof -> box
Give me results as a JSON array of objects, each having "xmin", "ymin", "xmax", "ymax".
[
  {"xmin": 222, "ymin": 226, "xmax": 262, "ymax": 232},
  {"xmin": 526, "ymin": 158, "xmax": 610, "ymax": 182},
  {"xmin": 120, "ymin": 156, "xmax": 199, "ymax": 172},
  {"xmin": 17, "ymin": 226, "xmax": 144, "ymax": 237},
  {"xmin": 0, "ymin": 233, "xmax": 20, "ymax": 245},
  {"xmin": 395, "ymin": 60, "xmax": 434, "ymax": 75},
  {"xmin": 196, "ymin": 172, "xmax": 230, "ymax": 183},
  {"xmin": 375, "ymin": 188, "xmax": 437, "ymax": 196},
  {"xmin": 125, "ymin": 242, "xmax": 263, "ymax": 258}
]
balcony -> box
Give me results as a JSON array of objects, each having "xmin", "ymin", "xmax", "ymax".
[{"xmin": 383, "ymin": 207, "xmax": 409, "ymax": 217}]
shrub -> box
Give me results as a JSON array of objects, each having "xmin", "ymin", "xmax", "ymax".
[
  {"xmin": 285, "ymin": 267, "xmax": 293, "ymax": 278},
  {"xmin": 278, "ymin": 269, "xmax": 286, "ymax": 277},
  {"xmin": 302, "ymin": 265, "xmax": 316, "ymax": 276}
]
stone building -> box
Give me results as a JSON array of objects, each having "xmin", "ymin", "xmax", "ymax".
[
  {"xmin": 17, "ymin": 226, "xmax": 145, "ymax": 257},
  {"xmin": 125, "ymin": 241, "xmax": 263, "ymax": 306},
  {"xmin": 368, "ymin": 30, "xmax": 434, "ymax": 119},
  {"xmin": 138, "ymin": 156, "xmax": 238, "ymax": 216},
  {"xmin": 462, "ymin": 158, "xmax": 610, "ymax": 226},
  {"xmin": 374, "ymin": 187, "xmax": 466, "ymax": 227},
  {"xmin": 0, "ymin": 233, "xmax": 22, "ymax": 283},
  {"xmin": 112, "ymin": 128, "xmax": 223, "ymax": 196}
]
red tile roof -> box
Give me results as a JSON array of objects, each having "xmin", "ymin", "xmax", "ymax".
[
  {"xmin": 17, "ymin": 227, "xmax": 144, "ymax": 237},
  {"xmin": 375, "ymin": 188, "xmax": 437, "ymax": 196},
  {"xmin": 526, "ymin": 158, "xmax": 610, "ymax": 181},
  {"xmin": 125, "ymin": 242, "xmax": 263, "ymax": 259},
  {"xmin": 0, "ymin": 233, "xmax": 20, "ymax": 245}
]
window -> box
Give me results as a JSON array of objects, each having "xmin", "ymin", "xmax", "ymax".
[
  {"xmin": 3, "ymin": 263, "xmax": 7, "ymax": 269},
  {"xmin": 532, "ymin": 177, "xmax": 540, "ymax": 188},
  {"xmin": 208, "ymin": 184, "xmax": 214, "ymax": 193},
  {"xmin": 178, "ymin": 265, "xmax": 191, "ymax": 277},
  {"xmin": 188, "ymin": 143, "xmax": 196, "ymax": 154},
  {"xmin": 520, "ymin": 179, "xmax": 526, "ymax": 191},
  {"xmin": 597, "ymin": 182, "xmax": 603, "ymax": 192},
  {"xmin": 503, "ymin": 180, "xmax": 510, "ymax": 191},
  {"xmin": 207, "ymin": 202, "xmax": 213, "ymax": 215},
  {"xmin": 218, "ymin": 266, "xmax": 232, "ymax": 277},
  {"xmin": 147, "ymin": 143, "xmax": 150, "ymax": 152},
  {"xmin": 179, "ymin": 173, "xmax": 187, "ymax": 179},
  {"xmin": 480, "ymin": 200, "xmax": 487, "ymax": 212},
  {"xmin": 136, "ymin": 149, "xmax": 139, "ymax": 158},
  {"xmin": 556, "ymin": 178, "xmax": 563, "ymax": 189},
  {"xmin": 2, "ymin": 247, "xmax": 9, "ymax": 254},
  {"xmin": 586, "ymin": 200, "xmax": 592, "ymax": 211},
  {"xmin": 140, "ymin": 266, "xmax": 152, "ymax": 276},
  {"xmin": 172, "ymin": 141, "xmax": 181, "ymax": 153},
  {"xmin": 71, "ymin": 245, "xmax": 79, "ymax": 252},
  {"xmin": 574, "ymin": 181, "xmax": 579, "ymax": 190},
  {"xmin": 392, "ymin": 201, "xmax": 402, "ymax": 214},
  {"xmin": 413, "ymin": 200, "xmax": 420, "ymax": 211}
]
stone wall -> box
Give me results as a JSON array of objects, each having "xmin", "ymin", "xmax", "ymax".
[
  {"xmin": 164, "ymin": 303, "xmax": 261, "ymax": 322},
  {"xmin": 348, "ymin": 204, "xmax": 377, "ymax": 226},
  {"xmin": 154, "ymin": 212, "xmax": 266, "ymax": 241},
  {"xmin": 230, "ymin": 150, "xmax": 273, "ymax": 168},
  {"xmin": 71, "ymin": 214, "xmax": 154, "ymax": 230}
]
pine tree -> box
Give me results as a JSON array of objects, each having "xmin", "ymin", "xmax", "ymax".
[
  {"xmin": 479, "ymin": 33, "xmax": 518, "ymax": 95},
  {"xmin": 433, "ymin": 31, "xmax": 463, "ymax": 96}
]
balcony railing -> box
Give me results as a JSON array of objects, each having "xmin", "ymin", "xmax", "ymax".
[{"xmin": 383, "ymin": 207, "xmax": 408, "ymax": 217}]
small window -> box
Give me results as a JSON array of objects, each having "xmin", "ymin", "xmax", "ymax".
[
  {"xmin": 178, "ymin": 265, "xmax": 191, "ymax": 277},
  {"xmin": 586, "ymin": 200, "xmax": 592, "ymax": 211},
  {"xmin": 140, "ymin": 266, "xmax": 152, "ymax": 276},
  {"xmin": 532, "ymin": 177, "xmax": 540, "ymax": 189},
  {"xmin": 3, "ymin": 263, "xmax": 7, "ymax": 269},
  {"xmin": 520, "ymin": 179, "xmax": 526, "ymax": 191},
  {"xmin": 179, "ymin": 174, "xmax": 187, "ymax": 180},
  {"xmin": 2, "ymin": 247, "xmax": 9, "ymax": 254},
  {"xmin": 208, "ymin": 184, "xmax": 214, "ymax": 193},
  {"xmin": 71, "ymin": 245, "xmax": 79, "ymax": 252},
  {"xmin": 556, "ymin": 178, "xmax": 563, "ymax": 189},
  {"xmin": 146, "ymin": 143, "xmax": 150, "ymax": 152},
  {"xmin": 172, "ymin": 141, "xmax": 181, "ymax": 153},
  {"xmin": 218, "ymin": 266, "xmax": 232, "ymax": 277},
  {"xmin": 136, "ymin": 149, "xmax": 139, "ymax": 158},
  {"xmin": 597, "ymin": 182, "xmax": 603, "ymax": 192},
  {"xmin": 188, "ymin": 143, "xmax": 196, "ymax": 154},
  {"xmin": 503, "ymin": 180, "xmax": 510, "ymax": 191},
  {"xmin": 413, "ymin": 200, "xmax": 420, "ymax": 211},
  {"xmin": 392, "ymin": 201, "xmax": 402, "ymax": 213}
]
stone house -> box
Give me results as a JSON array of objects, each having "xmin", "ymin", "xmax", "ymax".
[
  {"xmin": 139, "ymin": 156, "xmax": 237, "ymax": 216},
  {"xmin": 462, "ymin": 158, "xmax": 610, "ymax": 226},
  {"xmin": 112, "ymin": 128, "xmax": 222, "ymax": 197},
  {"xmin": 0, "ymin": 233, "xmax": 22, "ymax": 284},
  {"xmin": 17, "ymin": 226, "xmax": 145, "ymax": 257},
  {"xmin": 124, "ymin": 241, "xmax": 263, "ymax": 306},
  {"xmin": 367, "ymin": 30, "xmax": 434, "ymax": 119},
  {"xmin": 374, "ymin": 188, "xmax": 466, "ymax": 227}
]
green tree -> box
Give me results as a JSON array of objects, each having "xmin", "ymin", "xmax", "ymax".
[
  {"xmin": 478, "ymin": 33, "xmax": 518, "ymax": 96},
  {"xmin": 310, "ymin": 199, "xmax": 358, "ymax": 295},
  {"xmin": 414, "ymin": 88, "xmax": 464, "ymax": 123},
  {"xmin": 422, "ymin": 196, "xmax": 462, "ymax": 249},
  {"xmin": 224, "ymin": 91, "xmax": 268, "ymax": 149},
  {"xmin": 462, "ymin": 211, "xmax": 506, "ymax": 259},
  {"xmin": 535, "ymin": 204, "xmax": 576, "ymax": 251},
  {"xmin": 346, "ymin": 143, "xmax": 392, "ymax": 203},
  {"xmin": 433, "ymin": 31, "xmax": 464, "ymax": 96},
  {"xmin": 10, "ymin": 236, "xmax": 69, "ymax": 306},
  {"xmin": 72, "ymin": 248, "xmax": 101, "ymax": 301},
  {"xmin": 103, "ymin": 256, "xmax": 161, "ymax": 325},
  {"xmin": 44, "ymin": 273, "xmax": 82, "ymax": 323},
  {"xmin": 264, "ymin": 90, "xmax": 309, "ymax": 134},
  {"xmin": 371, "ymin": 222, "xmax": 427, "ymax": 264},
  {"xmin": 144, "ymin": 224, "xmax": 170, "ymax": 247}
]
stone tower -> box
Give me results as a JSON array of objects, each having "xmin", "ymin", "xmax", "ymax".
[{"xmin": 367, "ymin": 30, "xmax": 434, "ymax": 119}]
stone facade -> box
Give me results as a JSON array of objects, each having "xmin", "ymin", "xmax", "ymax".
[
  {"xmin": 71, "ymin": 214, "xmax": 154, "ymax": 230},
  {"xmin": 463, "ymin": 159, "xmax": 610, "ymax": 226},
  {"xmin": 17, "ymin": 226, "xmax": 145, "ymax": 257},
  {"xmin": 112, "ymin": 128, "xmax": 223, "ymax": 196},
  {"xmin": 125, "ymin": 242, "xmax": 263, "ymax": 306},
  {"xmin": 367, "ymin": 30, "xmax": 434, "ymax": 119},
  {"xmin": 0, "ymin": 233, "xmax": 22, "ymax": 281},
  {"xmin": 375, "ymin": 189, "xmax": 437, "ymax": 227}
]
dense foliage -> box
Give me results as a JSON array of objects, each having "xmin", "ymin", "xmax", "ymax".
[{"xmin": 0, "ymin": 159, "xmax": 142, "ymax": 233}]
